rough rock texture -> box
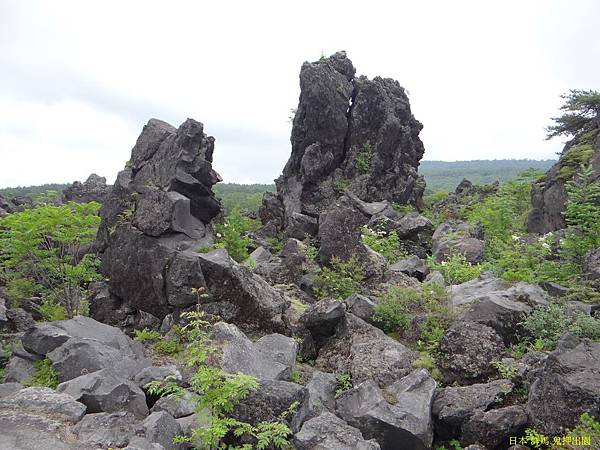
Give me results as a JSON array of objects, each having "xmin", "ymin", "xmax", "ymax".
[
  {"xmin": 344, "ymin": 293, "xmax": 378, "ymax": 323},
  {"xmin": 315, "ymin": 313, "xmax": 417, "ymax": 388},
  {"xmin": 0, "ymin": 387, "xmax": 86, "ymax": 423},
  {"xmin": 528, "ymin": 134, "xmax": 600, "ymax": 234},
  {"xmin": 432, "ymin": 221, "xmax": 485, "ymax": 264},
  {"xmin": 291, "ymin": 371, "xmax": 337, "ymax": 430},
  {"xmin": 461, "ymin": 405, "xmax": 528, "ymax": 449},
  {"xmin": 138, "ymin": 411, "xmax": 183, "ymax": 450},
  {"xmin": 261, "ymin": 51, "xmax": 425, "ymax": 239},
  {"xmin": 73, "ymin": 411, "xmax": 140, "ymax": 448},
  {"xmin": 210, "ymin": 322, "xmax": 296, "ymax": 380},
  {"xmin": 438, "ymin": 321, "xmax": 506, "ymax": 384},
  {"xmin": 449, "ymin": 275, "xmax": 548, "ymax": 345},
  {"xmin": 198, "ymin": 249, "xmax": 289, "ymax": 333},
  {"xmin": 133, "ymin": 365, "xmax": 182, "ymax": 389},
  {"xmin": 527, "ymin": 334, "xmax": 600, "ymax": 435},
  {"xmin": 150, "ymin": 391, "xmax": 195, "ymax": 418},
  {"xmin": 583, "ymin": 247, "xmax": 600, "ymax": 284},
  {"xmin": 336, "ymin": 372, "xmax": 436, "ymax": 450},
  {"xmin": 230, "ymin": 380, "xmax": 307, "ymax": 426},
  {"xmin": 62, "ymin": 174, "xmax": 110, "ymax": 204},
  {"xmin": 95, "ymin": 118, "xmax": 222, "ymax": 325},
  {"xmin": 389, "ymin": 256, "xmax": 429, "ymax": 281},
  {"xmin": 294, "ymin": 412, "xmax": 381, "ymax": 450},
  {"xmin": 57, "ymin": 369, "xmax": 149, "ymax": 418},
  {"xmin": 432, "ymin": 379, "xmax": 514, "ymax": 441},
  {"xmin": 21, "ymin": 316, "xmax": 150, "ymax": 382}
]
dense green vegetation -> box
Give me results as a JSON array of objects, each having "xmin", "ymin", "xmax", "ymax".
[
  {"xmin": 0, "ymin": 201, "xmax": 102, "ymax": 318},
  {"xmin": 0, "ymin": 183, "xmax": 69, "ymax": 199},
  {"xmin": 213, "ymin": 183, "xmax": 275, "ymax": 214}
]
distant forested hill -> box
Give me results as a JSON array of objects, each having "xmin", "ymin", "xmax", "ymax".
[
  {"xmin": 0, "ymin": 160, "xmax": 557, "ymax": 210},
  {"xmin": 419, "ymin": 159, "xmax": 556, "ymax": 192}
]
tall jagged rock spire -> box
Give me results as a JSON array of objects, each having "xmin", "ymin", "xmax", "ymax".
[{"xmin": 262, "ymin": 51, "xmax": 426, "ymax": 238}]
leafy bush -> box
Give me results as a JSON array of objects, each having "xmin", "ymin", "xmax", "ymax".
[
  {"xmin": 153, "ymin": 339, "xmax": 183, "ymax": 356},
  {"xmin": 170, "ymin": 311, "xmax": 293, "ymax": 449},
  {"xmin": 522, "ymin": 303, "xmax": 600, "ymax": 350},
  {"xmin": 361, "ymin": 226, "xmax": 406, "ymax": 263},
  {"xmin": 355, "ymin": 142, "xmax": 373, "ymax": 174},
  {"xmin": 372, "ymin": 287, "xmax": 413, "ymax": 333},
  {"xmin": 39, "ymin": 299, "xmax": 68, "ymax": 321},
  {"xmin": 335, "ymin": 373, "xmax": 353, "ymax": 398},
  {"xmin": 492, "ymin": 360, "xmax": 519, "ymax": 380},
  {"xmin": 333, "ymin": 179, "xmax": 350, "ymax": 193},
  {"xmin": 133, "ymin": 328, "xmax": 162, "ymax": 343},
  {"xmin": 314, "ymin": 256, "xmax": 364, "ymax": 300},
  {"xmin": 427, "ymin": 253, "xmax": 486, "ymax": 284},
  {"xmin": 22, "ymin": 359, "xmax": 59, "ymax": 389},
  {"xmin": 214, "ymin": 209, "xmax": 259, "ymax": 262},
  {"xmin": 0, "ymin": 202, "xmax": 102, "ymax": 318}
]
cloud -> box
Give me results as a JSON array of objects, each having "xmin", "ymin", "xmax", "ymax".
[{"xmin": 1, "ymin": 0, "xmax": 598, "ymax": 187}]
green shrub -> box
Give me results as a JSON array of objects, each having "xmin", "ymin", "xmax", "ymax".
[
  {"xmin": 355, "ymin": 142, "xmax": 373, "ymax": 174},
  {"xmin": 153, "ymin": 339, "xmax": 183, "ymax": 355},
  {"xmin": 335, "ymin": 373, "xmax": 353, "ymax": 398},
  {"xmin": 314, "ymin": 256, "xmax": 364, "ymax": 300},
  {"xmin": 214, "ymin": 209, "xmax": 259, "ymax": 262},
  {"xmin": 412, "ymin": 352, "xmax": 443, "ymax": 382},
  {"xmin": 361, "ymin": 226, "xmax": 406, "ymax": 263},
  {"xmin": 492, "ymin": 360, "xmax": 519, "ymax": 380},
  {"xmin": 133, "ymin": 328, "xmax": 162, "ymax": 343},
  {"xmin": 557, "ymin": 143, "xmax": 594, "ymax": 181},
  {"xmin": 523, "ymin": 302, "xmax": 600, "ymax": 350},
  {"xmin": 372, "ymin": 287, "xmax": 413, "ymax": 333},
  {"xmin": 22, "ymin": 359, "xmax": 59, "ymax": 389},
  {"xmin": 39, "ymin": 299, "xmax": 68, "ymax": 322},
  {"xmin": 427, "ymin": 253, "xmax": 486, "ymax": 285},
  {"xmin": 0, "ymin": 202, "xmax": 102, "ymax": 318},
  {"xmin": 333, "ymin": 179, "xmax": 350, "ymax": 194}
]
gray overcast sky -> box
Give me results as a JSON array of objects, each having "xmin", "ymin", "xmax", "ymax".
[{"xmin": 1, "ymin": 0, "xmax": 599, "ymax": 187}]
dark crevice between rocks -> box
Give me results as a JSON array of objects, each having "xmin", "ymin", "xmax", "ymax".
[{"xmin": 341, "ymin": 82, "xmax": 358, "ymax": 167}]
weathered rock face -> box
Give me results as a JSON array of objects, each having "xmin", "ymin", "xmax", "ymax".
[
  {"xmin": 62, "ymin": 174, "xmax": 110, "ymax": 204},
  {"xmin": 262, "ymin": 51, "xmax": 425, "ymax": 237},
  {"xmin": 528, "ymin": 134, "xmax": 600, "ymax": 234},
  {"xmin": 527, "ymin": 334, "xmax": 600, "ymax": 435},
  {"xmin": 94, "ymin": 118, "xmax": 223, "ymax": 325}
]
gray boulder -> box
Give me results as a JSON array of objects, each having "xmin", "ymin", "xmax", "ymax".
[
  {"xmin": 198, "ymin": 249, "xmax": 289, "ymax": 333},
  {"xmin": 73, "ymin": 411, "xmax": 140, "ymax": 448},
  {"xmin": 292, "ymin": 371, "xmax": 337, "ymax": 429},
  {"xmin": 4, "ymin": 352, "xmax": 38, "ymax": 383},
  {"xmin": 138, "ymin": 411, "xmax": 182, "ymax": 450},
  {"xmin": 210, "ymin": 322, "xmax": 295, "ymax": 380},
  {"xmin": 294, "ymin": 412, "xmax": 381, "ymax": 450},
  {"xmin": 583, "ymin": 247, "xmax": 600, "ymax": 284},
  {"xmin": 57, "ymin": 369, "xmax": 148, "ymax": 418},
  {"xmin": 133, "ymin": 365, "xmax": 182, "ymax": 389},
  {"xmin": 316, "ymin": 314, "xmax": 417, "ymax": 388},
  {"xmin": 438, "ymin": 321, "xmax": 506, "ymax": 384},
  {"xmin": 230, "ymin": 380, "xmax": 307, "ymax": 426},
  {"xmin": 151, "ymin": 391, "xmax": 196, "ymax": 418},
  {"xmin": 302, "ymin": 299, "xmax": 346, "ymax": 349},
  {"xmin": 389, "ymin": 256, "xmax": 429, "ymax": 281},
  {"xmin": 527, "ymin": 334, "xmax": 600, "ymax": 435},
  {"xmin": 344, "ymin": 293, "xmax": 377, "ymax": 323},
  {"xmin": 0, "ymin": 387, "xmax": 86, "ymax": 423},
  {"xmin": 336, "ymin": 374, "xmax": 435, "ymax": 450},
  {"xmin": 461, "ymin": 405, "xmax": 528, "ymax": 449},
  {"xmin": 449, "ymin": 276, "xmax": 548, "ymax": 344},
  {"xmin": 432, "ymin": 379, "xmax": 514, "ymax": 441},
  {"xmin": 124, "ymin": 436, "xmax": 165, "ymax": 450},
  {"xmin": 0, "ymin": 382, "xmax": 22, "ymax": 398}
]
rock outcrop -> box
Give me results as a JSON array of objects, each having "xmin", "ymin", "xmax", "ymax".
[
  {"xmin": 260, "ymin": 51, "xmax": 425, "ymax": 240},
  {"xmin": 62, "ymin": 174, "xmax": 110, "ymax": 204},
  {"xmin": 528, "ymin": 134, "xmax": 600, "ymax": 234}
]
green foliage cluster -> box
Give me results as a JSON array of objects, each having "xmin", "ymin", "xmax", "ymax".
[
  {"xmin": 153, "ymin": 311, "xmax": 294, "ymax": 449},
  {"xmin": 524, "ymin": 413, "xmax": 600, "ymax": 449},
  {"xmin": 545, "ymin": 89, "xmax": 600, "ymax": 140},
  {"xmin": 0, "ymin": 202, "xmax": 102, "ymax": 318},
  {"xmin": 333, "ymin": 179, "xmax": 350, "ymax": 194},
  {"xmin": 522, "ymin": 302, "xmax": 600, "ymax": 351},
  {"xmin": 0, "ymin": 184, "xmax": 69, "ymax": 199},
  {"xmin": 134, "ymin": 328, "xmax": 183, "ymax": 356},
  {"xmin": 492, "ymin": 360, "xmax": 519, "ymax": 380},
  {"xmin": 361, "ymin": 226, "xmax": 406, "ymax": 263},
  {"xmin": 355, "ymin": 142, "xmax": 373, "ymax": 174},
  {"xmin": 22, "ymin": 359, "xmax": 59, "ymax": 389},
  {"xmin": 557, "ymin": 143, "xmax": 594, "ymax": 181},
  {"xmin": 214, "ymin": 210, "xmax": 260, "ymax": 263},
  {"xmin": 314, "ymin": 256, "xmax": 364, "ymax": 300},
  {"xmin": 427, "ymin": 254, "xmax": 487, "ymax": 285},
  {"xmin": 335, "ymin": 373, "xmax": 352, "ymax": 398}
]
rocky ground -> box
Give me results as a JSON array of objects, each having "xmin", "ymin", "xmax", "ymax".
[{"xmin": 1, "ymin": 52, "xmax": 599, "ymax": 450}]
